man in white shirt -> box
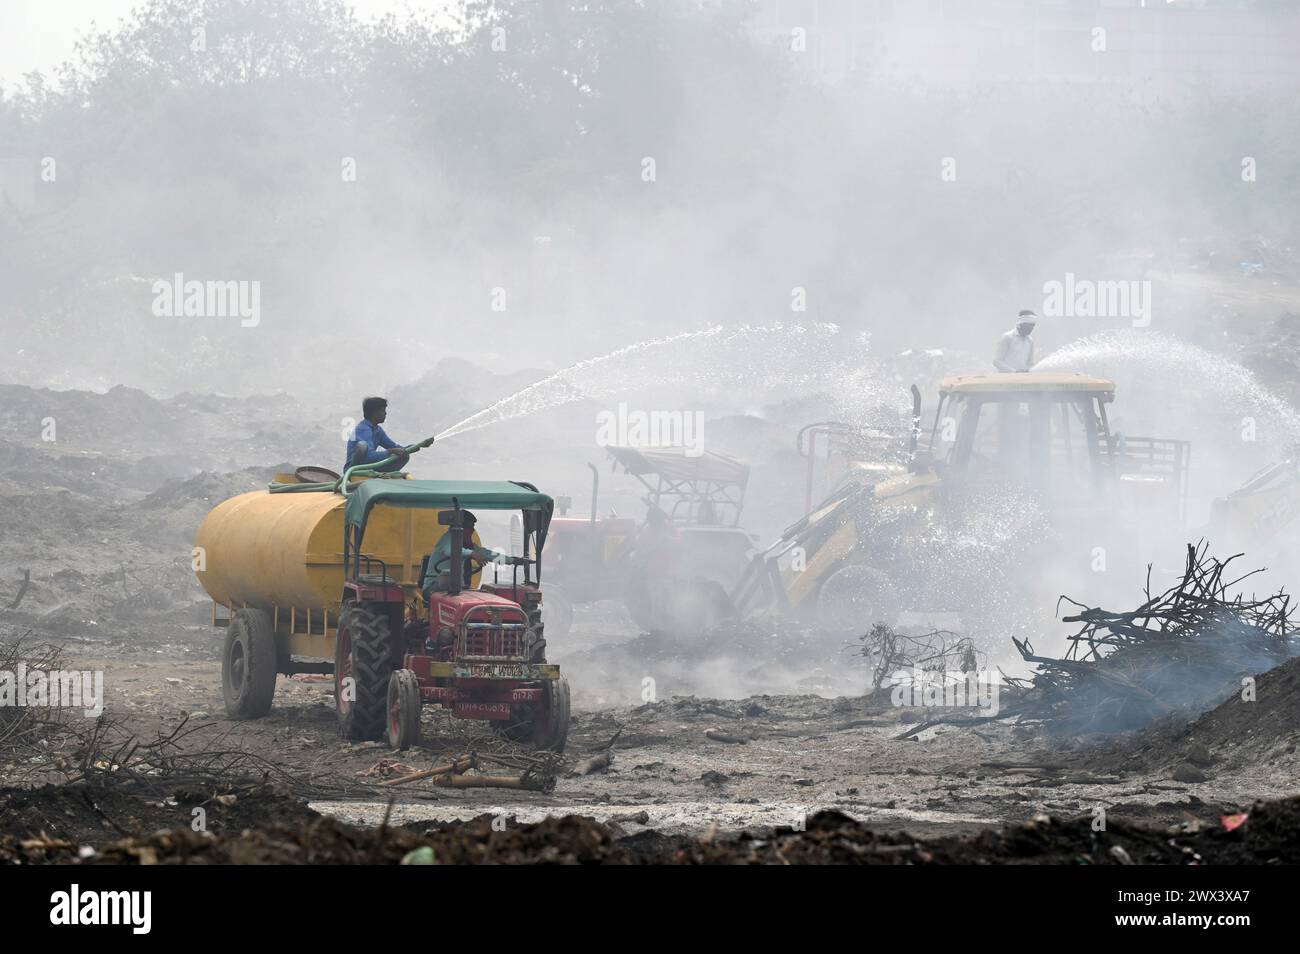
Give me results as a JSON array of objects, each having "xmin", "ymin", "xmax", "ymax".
[{"xmin": 993, "ymin": 311, "xmax": 1037, "ymax": 372}]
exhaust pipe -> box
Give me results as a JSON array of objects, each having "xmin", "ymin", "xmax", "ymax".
[
  {"xmin": 908, "ymin": 384, "xmax": 922, "ymax": 458},
  {"xmin": 447, "ymin": 496, "xmax": 463, "ymax": 596}
]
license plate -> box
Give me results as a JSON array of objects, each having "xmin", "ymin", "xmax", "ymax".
[{"xmin": 456, "ymin": 663, "xmax": 527, "ymax": 680}]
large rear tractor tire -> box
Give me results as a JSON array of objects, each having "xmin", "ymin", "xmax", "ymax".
[
  {"xmin": 624, "ymin": 577, "xmax": 735, "ymax": 635},
  {"xmin": 222, "ymin": 608, "xmax": 278, "ymax": 719},
  {"xmin": 816, "ymin": 565, "xmax": 900, "ymax": 632},
  {"xmin": 386, "ymin": 669, "xmax": 422, "ymax": 751},
  {"xmin": 335, "ymin": 603, "xmax": 396, "ymax": 741}
]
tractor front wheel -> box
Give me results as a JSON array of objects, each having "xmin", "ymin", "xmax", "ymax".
[
  {"xmin": 222, "ymin": 608, "xmax": 278, "ymax": 719},
  {"xmin": 335, "ymin": 603, "xmax": 396, "ymax": 741},
  {"xmin": 386, "ymin": 669, "xmax": 421, "ymax": 751},
  {"xmin": 498, "ymin": 676, "xmax": 571, "ymax": 753},
  {"xmin": 533, "ymin": 676, "xmax": 571, "ymax": 752}
]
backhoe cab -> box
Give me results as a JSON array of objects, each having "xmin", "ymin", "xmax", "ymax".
[
  {"xmin": 919, "ymin": 373, "xmax": 1188, "ymax": 515},
  {"xmin": 733, "ymin": 373, "xmax": 1189, "ymax": 629}
]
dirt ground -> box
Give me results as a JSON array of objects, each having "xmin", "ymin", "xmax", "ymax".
[{"xmin": 3, "ymin": 608, "xmax": 1300, "ymax": 863}]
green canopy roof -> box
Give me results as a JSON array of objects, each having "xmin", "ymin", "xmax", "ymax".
[{"xmin": 345, "ymin": 479, "xmax": 554, "ymax": 547}]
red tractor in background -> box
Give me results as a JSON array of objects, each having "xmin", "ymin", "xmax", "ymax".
[{"xmin": 537, "ymin": 446, "xmax": 755, "ymax": 636}]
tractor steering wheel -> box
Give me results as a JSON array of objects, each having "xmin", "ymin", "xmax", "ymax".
[{"xmin": 432, "ymin": 554, "xmax": 489, "ymax": 577}]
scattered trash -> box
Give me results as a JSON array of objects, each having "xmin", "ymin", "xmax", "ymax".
[
  {"xmin": 357, "ymin": 759, "xmax": 420, "ymax": 780},
  {"xmin": 380, "ymin": 752, "xmax": 558, "ymax": 792},
  {"xmin": 705, "ymin": 730, "xmax": 747, "ymax": 744},
  {"xmin": 610, "ymin": 810, "xmax": 650, "ymax": 826},
  {"xmin": 570, "ymin": 751, "xmax": 613, "ymax": 776}
]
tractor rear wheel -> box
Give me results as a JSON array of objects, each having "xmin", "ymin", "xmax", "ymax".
[
  {"xmin": 386, "ymin": 669, "xmax": 421, "ymax": 751},
  {"xmin": 335, "ymin": 603, "xmax": 396, "ymax": 741},
  {"xmin": 625, "ymin": 577, "xmax": 734, "ymax": 634},
  {"xmin": 222, "ymin": 608, "xmax": 278, "ymax": 719}
]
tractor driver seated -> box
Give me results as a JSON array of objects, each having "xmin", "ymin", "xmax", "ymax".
[{"xmin": 419, "ymin": 510, "xmax": 527, "ymax": 600}]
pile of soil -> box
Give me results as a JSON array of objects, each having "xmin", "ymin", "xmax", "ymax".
[
  {"xmin": 678, "ymin": 800, "xmax": 1300, "ymax": 865},
  {"xmin": 3, "ymin": 783, "xmax": 1298, "ymax": 864},
  {"xmin": 0, "ymin": 782, "xmax": 316, "ymax": 846},
  {"xmin": 1182, "ymin": 652, "xmax": 1300, "ymax": 754},
  {"xmin": 1087, "ymin": 655, "xmax": 1300, "ymax": 776}
]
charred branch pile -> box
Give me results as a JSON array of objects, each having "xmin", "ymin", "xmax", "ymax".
[
  {"xmin": 0, "ymin": 634, "xmax": 69, "ymax": 757},
  {"xmin": 1011, "ymin": 544, "xmax": 1297, "ymax": 734}
]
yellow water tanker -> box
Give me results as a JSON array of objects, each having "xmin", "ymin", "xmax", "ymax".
[
  {"xmin": 194, "ymin": 488, "xmax": 475, "ymax": 658},
  {"xmin": 195, "ymin": 472, "xmax": 566, "ymax": 746}
]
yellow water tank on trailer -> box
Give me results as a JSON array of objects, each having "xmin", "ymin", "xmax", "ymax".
[{"xmin": 194, "ymin": 489, "xmax": 461, "ymax": 617}]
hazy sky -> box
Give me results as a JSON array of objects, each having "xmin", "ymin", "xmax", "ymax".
[{"xmin": 0, "ymin": 0, "xmax": 454, "ymax": 85}]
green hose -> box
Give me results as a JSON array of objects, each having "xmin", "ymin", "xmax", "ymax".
[
  {"xmin": 267, "ymin": 481, "xmax": 336, "ymax": 493},
  {"xmin": 267, "ymin": 442, "xmax": 432, "ymax": 494}
]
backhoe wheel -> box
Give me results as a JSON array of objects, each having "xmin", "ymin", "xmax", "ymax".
[
  {"xmin": 335, "ymin": 603, "xmax": 396, "ymax": 741},
  {"xmin": 222, "ymin": 608, "xmax": 278, "ymax": 719},
  {"xmin": 386, "ymin": 669, "xmax": 422, "ymax": 751},
  {"xmin": 816, "ymin": 565, "xmax": 900, "ymax": 631}
]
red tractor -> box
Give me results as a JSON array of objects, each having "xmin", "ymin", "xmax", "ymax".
[
  {"xmin": 336, "ymin": 478, "xmax": 570, "ymax": 752},
  {"xmin": 541, "ymin": 446, "xmax": 754, "ymax": 635}
]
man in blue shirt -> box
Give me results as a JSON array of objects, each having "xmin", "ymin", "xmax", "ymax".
[{"xmin": 345, "ymin": 396, "xmax": 431, "ymax": 474}]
